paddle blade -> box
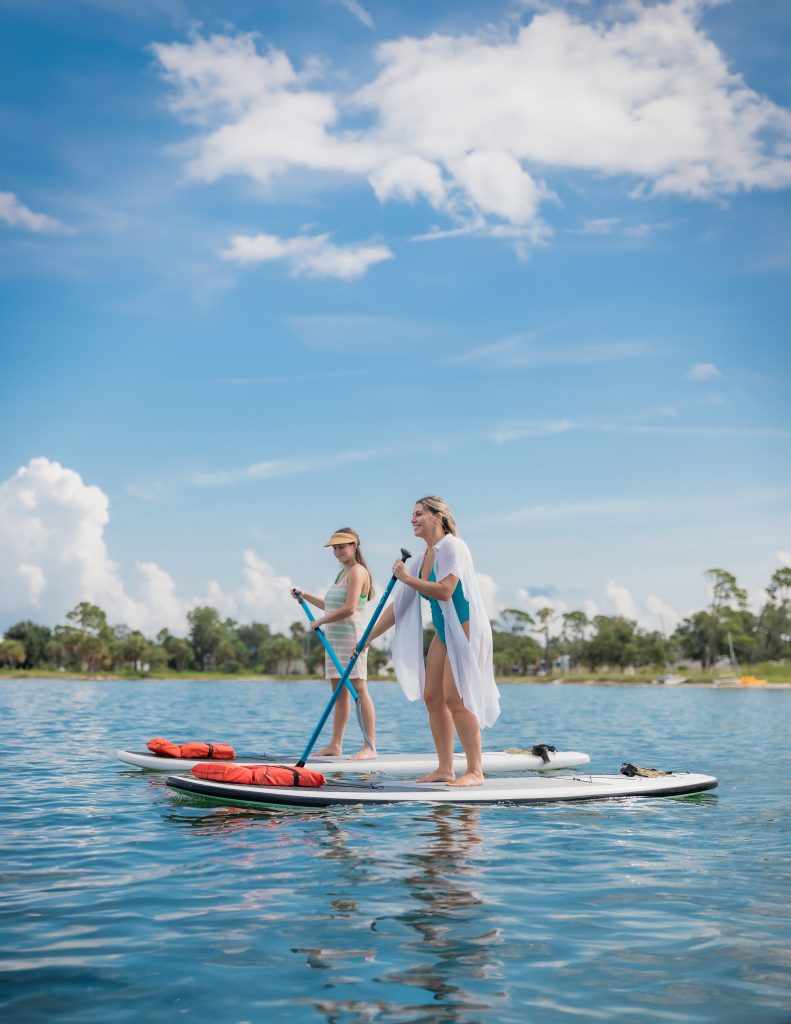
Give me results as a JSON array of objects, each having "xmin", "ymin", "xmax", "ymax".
[{"xmin": 353, "ymin": 695, "xmax": 376, "ymax": 754}]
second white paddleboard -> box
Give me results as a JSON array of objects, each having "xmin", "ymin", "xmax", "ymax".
[{"xmin": 117, "ymin": 747, "xmax": 590, "ymax": 775}]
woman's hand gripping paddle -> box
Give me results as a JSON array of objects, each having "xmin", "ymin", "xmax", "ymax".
[
  {"xmin": 293, "ymin": 592, "xmax": 375, "ymax": 753},
  {"xmin": 296, "ymin": 548, "xmax": 411, "ymax": 768}
]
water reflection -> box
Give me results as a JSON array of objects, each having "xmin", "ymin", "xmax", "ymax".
[
  {"xmin": 294, "ymin": 805, "xmax": 507, "ymax": 1022},
  {"xmin": 382, "ymin": 806, "xmax": 506, "ymax": 1018}
]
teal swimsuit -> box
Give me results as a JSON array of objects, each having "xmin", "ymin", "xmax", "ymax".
[{"xmin": 420, "ymin": 567, "xmax": 470, "ymax": 645}]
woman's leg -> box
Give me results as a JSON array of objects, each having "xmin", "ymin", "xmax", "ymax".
[
  {"xmin": 416, "ymin": 635, "xmax": 457, "ymax": 783},
  {"xmin": 316, "ymin": 679, "xmax": 350, "ymax": 756},
  {"xmin": 443, "ymin": 663, "xmax": 483, "ymax": 786},
  {"xmin": 348, "ymin": 678, "xmax": 376, "ymax": 759},
  {"xmin": 444, "ymin": 622, "xmax": 484, "ymax": 787}
]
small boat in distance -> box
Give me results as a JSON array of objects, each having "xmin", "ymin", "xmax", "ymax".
[{"xmin": 653, "ymin": 673, "xmax": 687, "ymax": 686}]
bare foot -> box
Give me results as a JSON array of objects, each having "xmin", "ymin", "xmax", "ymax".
[
  {"xmin": 315, "ymin": 745, "xmax": 342, "ymax": 757},
  {"xmin": 416, "ymin": 769, "xmax": 456, "ymax": 784},
  {"xmin": 349, "ymin": 746, "xmax": 377, "ymax": 761},
  {"xmin": 447, "ymin": 771, "xmax": 484, "ymax": 787}
]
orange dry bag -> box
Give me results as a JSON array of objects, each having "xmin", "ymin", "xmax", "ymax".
[
  {"xmin": 147, "ymin": 737, "xmax": 235, "ymax": 760},
  {"xmin": 191, "ymin": 762, "xmax": 325, "ymax": 788}
]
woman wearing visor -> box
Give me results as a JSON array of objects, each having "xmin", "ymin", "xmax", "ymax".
[{"xmin": 291, "ymin": 528, "xmax": 376, "ymax": 760}]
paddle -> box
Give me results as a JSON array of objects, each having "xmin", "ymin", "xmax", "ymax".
[
  {"xmin": 296, "ymin": 547, "xmax": 412, "ymax": 768},
  {"xmin": 293, "ymin": 592, "xmax": 375, "ymax": 752}
]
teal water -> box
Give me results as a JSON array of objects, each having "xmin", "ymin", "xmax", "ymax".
[{"xmin": 1, "ymin": 679, "xmax": 789, "ymax": 1024}]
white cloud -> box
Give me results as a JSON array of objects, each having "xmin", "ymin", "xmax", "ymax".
[
  {"xmin": 580, "ymin": 217, "xmax": 620, "ymax": 234},
  {"xmin": 221, "ymin": 231, "xmax": 392, "ymax": 279},
  {"xmin": 191, "ymin": 447, "xmax": 383, "ymax": 487},
  {"xmin": 605, "ymin": 579, "xmax": 639, "ymax": 620},
  {"xmin": 450, "ymin": 336, "xmax": 649, "ymax": 370},
  {"xmin": 0, "ymin": 458, "xmax": 300, "ymax": 635},
  {"xmin": 606, "ymin": 580, "xmax": 681, "ymax": 632},
  {"xmin": 338, "ymin": 0, "xmax": 375, "ymax": 31},
  {"xmin": 0, "ymin": 192, "xmax": 71, "ymax": 234},
  {"xmin": 369, "ymin": 154, "xmax": 448, "ymax": 208},
  {"xmin": 686, "ymin": 361, "xmax": 721, "ymax": 380},
  {"xmin": 240, "ymin": 550, "xmax": 302, "ymax": 629},
  {"xmin": 779, "ymin": 551, "xmax": 791, "ymax": 567},
  {"xmin": 18, "ymin": 563, "xmax": 47, "ymax": 605},
  {"xmin": 153, "ymin": 2, "xmax": 791, "ymax": 248},
  {"xmin": 491, "ymin": 418, "xmax": 575, "ymax": 443},
  {"xmin": 452, "ymin": 150, "xmax": 549, "ymax": 229},
  {"xmin": 645, "ymin": 593, "xmax": 681, "ymax": 634},
  {"xmin": 0, "ymin": 457, "xmax": 143, "ymax": 627}
]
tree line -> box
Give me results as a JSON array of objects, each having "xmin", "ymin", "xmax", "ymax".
[{"xmin": 1, "ymin": 567, "xmax": 789, "ymax": 676}]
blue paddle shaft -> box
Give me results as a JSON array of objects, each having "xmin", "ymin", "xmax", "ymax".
[
  {"xmin": 296, "ymin": 597, "xmax": 360, "ymax": 701},
  {"xmin": 297, "ymin": 548, "xmax": 411, "ymax": 767}
]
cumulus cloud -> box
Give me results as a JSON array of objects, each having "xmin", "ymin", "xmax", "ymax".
[
  {"xmin": 605, "ymin": 579, "xmax": 639, "ymax": 620},
  {"xmin": 152, "ymin": 1, "xmax": 791, "ymax": 248},
  {"xmin": 221, "ymin": 231, "xmax": 392, "ymax": 279},
  {"xmin": 606, "ymin": 580, "xmax": 680, "ymax": 632},
  {"xmin": 686, "ymin": 361, "xmax": 721, "ymax": 380},
  {"xmin": 0, "ymin": 458, "xmax": 143, "ymax": 626},
  {"xmin": 779, "ymin": 551, "xmax": 791, "ymax": 568},
  {"xmin": 0, "ymin": 458, "xmax": 300, "ymax": 635},
  {"xmin": 0, "ymin": 192, "xmax": 71, "ymax": 234},
  {"xmin": 369, "ymin": 154, "xmax": 448, "ymax": 208}
]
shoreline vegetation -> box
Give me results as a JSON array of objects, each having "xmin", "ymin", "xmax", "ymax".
[
  {"xmin": 2, "ymin": 567, "xmax": 790, "ymax": 686},
  {"xmin": 2, "ymin": 667, "xmax": 790, "ymax": 686}
]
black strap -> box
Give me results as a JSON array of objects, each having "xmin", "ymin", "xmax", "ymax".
[
  {"xmin": 273, "ymin": 764, "xmax": 301, "ymax": 786},
  {"xmin": 206, "ymin": 743, "xmax": 215, "ymax": 759},
  {"xmin": 531, "ymin": 743, "xmax": 556, "ymax": 764}
]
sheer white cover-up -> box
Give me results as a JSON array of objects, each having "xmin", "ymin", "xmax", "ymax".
[{"xmin": 391, "ymin": 534, "xmax": 500, "ymax": 728}]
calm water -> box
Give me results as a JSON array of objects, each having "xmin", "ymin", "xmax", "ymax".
[{"xmin": 1, "ymin": 679, "xmax": 790, "ymax": 1024}]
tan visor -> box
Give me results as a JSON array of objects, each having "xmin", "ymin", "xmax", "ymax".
[{"xmin": 324, "ymin": 531, "xmax": 358, "ymax": 547}]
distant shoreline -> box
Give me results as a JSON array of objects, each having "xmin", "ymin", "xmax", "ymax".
[{"xmin": 1, "ymin": 671, "xmax": 789, "ymax": 688}]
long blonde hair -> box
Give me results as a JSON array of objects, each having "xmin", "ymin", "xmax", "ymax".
[
  {"xmin": 334, "ymin": 527, "xmax": 374, "ymax": 598},
  {"xmin": 416, "ymin": 496, "xmax": 458, "ymax": 536}
]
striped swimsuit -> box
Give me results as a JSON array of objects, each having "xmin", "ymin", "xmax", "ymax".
[{"xmin": 324, "ymin": 570, "xmax": 369, "ymax": 680}]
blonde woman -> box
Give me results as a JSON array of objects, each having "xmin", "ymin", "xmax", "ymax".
[
  {"xmin": 291, "ymin": 528, "xmax": 376, "ymax": 760},
  {"xmin": 362, "ymin": 497, "xmax": 499, "ymax": 786}
]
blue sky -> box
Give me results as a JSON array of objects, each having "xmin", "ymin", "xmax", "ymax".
[{"xmin": 1, "ymin": 0, "xmax": 789, "ymax": 637}]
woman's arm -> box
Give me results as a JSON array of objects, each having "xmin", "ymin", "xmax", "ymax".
[
  {"xmin": 291, "ymin": 589, "xmax": 326, "ymax": 611},
  {"xmin": 393, "ymin": 560, "xmax": 458, "ymax": 602}
]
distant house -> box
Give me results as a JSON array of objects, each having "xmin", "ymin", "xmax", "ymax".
[{"xmin": 276, "ymin": 657, "xmax": 308, "ymax": 676}]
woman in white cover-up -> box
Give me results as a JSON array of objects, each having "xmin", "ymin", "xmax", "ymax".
[{"xmin": 363, "ymin": 497, "xmax": 499, "ymax": 786}]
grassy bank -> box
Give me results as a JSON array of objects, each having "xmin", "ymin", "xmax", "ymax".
[{"xmin": 2, "ymin": 664, "xmax": 790, "ymax": 684}]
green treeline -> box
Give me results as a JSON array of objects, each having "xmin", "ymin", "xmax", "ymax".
[{"xmin": 1, "ymin": 567, "xmax": 789, "ymax": 678}]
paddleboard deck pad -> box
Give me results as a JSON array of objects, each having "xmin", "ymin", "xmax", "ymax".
[
  {"xmin": 166, "ymin": 770, "xmax": 717, "ymax": 808},
  {"xmin": 117, "ymin": 747, "xmax": 590, "ymax": 775}
]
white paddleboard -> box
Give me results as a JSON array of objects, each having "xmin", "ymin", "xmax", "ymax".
[
  {"xmin": 166, "ymin": 770, "xmax": 718, "ymax": 808},
  {"xmin": 117, "ymin": 747, "xmax": 590, "ymax": 775}
]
